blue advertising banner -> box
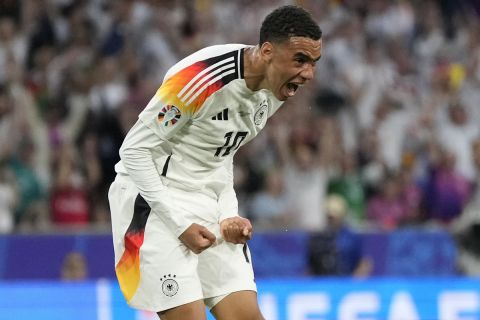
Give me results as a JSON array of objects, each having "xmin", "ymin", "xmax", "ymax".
[
  {"xmin": 1, "ymin": 278, "xmax": 479, "ymax": 320},
  {"xmin": 0, "ymin": 229, "xmax": 457, "ymax": 280},
  {"xmin": 257, "ymin": 278, "xmax": 480, "ymax": 320}
]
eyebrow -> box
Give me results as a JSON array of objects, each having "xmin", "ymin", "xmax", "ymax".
[{"xmin": 294, "ymin": 52, "xmax": 321, "ymax": 62}]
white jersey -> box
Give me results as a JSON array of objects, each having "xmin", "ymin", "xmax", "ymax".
[{"xmin": 114, "ymin": 44, "xmax": 283, "ymax": 237}]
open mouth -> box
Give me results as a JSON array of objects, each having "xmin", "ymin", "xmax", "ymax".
[
  {"xmin": 285, "ymin": 82, "xmax": 303, "ymax": 97},
  {"xmin": 286, "ymin": 82, "xmax": 300, "ymax": 97}
]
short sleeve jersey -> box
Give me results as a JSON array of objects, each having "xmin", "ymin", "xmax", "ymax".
[{"xmin": 116, "ymin": 44, "xmax": 283, "ymax": 197}]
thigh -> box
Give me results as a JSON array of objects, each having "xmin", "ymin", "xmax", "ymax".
[
  {"xmin": 158, "ymin": 299, "xmax": 207, "ymax": 320},
  {"xmin": 210, "ymin": 291, "xmax": 264, "ymax": 320},
  {"xmin": 198, "ymin": 236, "xmax": 256, "ymax": 305}
]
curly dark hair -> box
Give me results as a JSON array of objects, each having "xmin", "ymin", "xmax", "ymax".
[{"xmin": 259, "ymin": 5, "xmax": 322, "ymax": 45}]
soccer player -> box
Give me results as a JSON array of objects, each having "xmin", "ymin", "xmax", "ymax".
[{"xmin": 108, "ymin": 5, "xmax": 322, "ymax": 320}]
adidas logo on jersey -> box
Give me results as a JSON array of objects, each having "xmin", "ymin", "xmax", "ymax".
[{"xmin": 212, "ymin": 108, "xmax": 229, "ymax": 120}]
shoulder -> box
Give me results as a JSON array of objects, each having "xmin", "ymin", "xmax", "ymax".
[{"xmin": 163, "ymin": 44, "xmax": 250, "ymax": 82}]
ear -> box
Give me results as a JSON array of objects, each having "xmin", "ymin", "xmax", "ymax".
[{"xmin": 259, "ymin": 42, "xmax": 274, "ymax": 63}]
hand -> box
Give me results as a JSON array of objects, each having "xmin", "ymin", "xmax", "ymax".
[
  {"xmin": 178, "ymin": 223, "xmax": 216, "ymax": 254},
  {"xmin": 220, "ymin": 216, "xmax": 253, "ymax": 244}
]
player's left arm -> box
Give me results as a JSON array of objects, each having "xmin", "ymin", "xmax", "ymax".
[{"xmin": 218, "ymin": 158, "xmax": 253, "ymax": 244}]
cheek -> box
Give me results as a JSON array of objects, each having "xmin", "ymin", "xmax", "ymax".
[
  {"xmin": 270, "ymin": 60, "xmax": 296, "ymax": 85},
  {"xmin": 268, "ymin": 66, "xmax": 284, "ymax": 83},
  {"xmin": 273, "ymin": 66, "xmax": 294, "ymax": 82}
]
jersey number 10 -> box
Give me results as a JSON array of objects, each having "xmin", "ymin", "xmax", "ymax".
[{"xmin": 215, "ymin": 131, "xmax": 248, "ymax": 157}]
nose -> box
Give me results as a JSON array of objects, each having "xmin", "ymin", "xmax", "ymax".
[{"xmin": 300, "ymin": 63, "xmax": 315, "ymax": 81}]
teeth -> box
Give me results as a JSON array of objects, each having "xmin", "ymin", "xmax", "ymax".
[
  {"xmin": 287, "ymin": 83, "xmax": 298, "ymax": 91},
  {"xmin": 286, "ymin": 83, "xmax": 297, "ymax": 97}
]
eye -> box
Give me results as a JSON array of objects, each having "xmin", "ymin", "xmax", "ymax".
[{"xmin": 295, "ymin": 57, "xmax": 306, "ymax": 64}]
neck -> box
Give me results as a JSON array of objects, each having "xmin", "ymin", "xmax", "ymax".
[{"xmin": 243, "ymin": 46, "xmax": 268, "ymax": 91}]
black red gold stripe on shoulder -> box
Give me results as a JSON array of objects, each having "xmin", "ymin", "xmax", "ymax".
[{"xmin": 159, "ymin": 50, "xmax": 242, "ymax": 113}]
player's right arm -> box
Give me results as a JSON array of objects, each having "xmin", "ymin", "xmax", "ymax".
[
  {"xmin": 120, "ymin": 114, "xmax": 216, "ymax": 253},
  {"xmin": 121, "ymin": 44, "xmax": 244, "ymax": 252},
  {"xmin": 119, "ymin": 65, "xmax": 217, "ymax": 253}
]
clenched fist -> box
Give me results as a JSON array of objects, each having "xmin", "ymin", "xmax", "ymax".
[
  {"xmin": 220, "ymin": 216, "xmax": 253, "ymax": 244},
  {"xmin": 179, "ymin": 223, "xmax": 216, "ymax": 254}
]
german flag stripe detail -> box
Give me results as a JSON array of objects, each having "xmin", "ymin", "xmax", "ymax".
[{"xmin": 115, "ymin": 194, "xmax": 151, "ymax": 302}]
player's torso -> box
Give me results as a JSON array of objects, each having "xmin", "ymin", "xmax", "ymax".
[
  {"xmin": 137, "ymin": 44, "xmax": 284, "ymax": 193},
  {"xmin": 171, "ymin": 79, "xmax": 281, "ymax": 167}
]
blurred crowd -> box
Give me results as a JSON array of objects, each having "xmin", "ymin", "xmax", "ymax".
[{"xmin": 1, "ymin": 0, "xmax": 480, "ymax": 273}]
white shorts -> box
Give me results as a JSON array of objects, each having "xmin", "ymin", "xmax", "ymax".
[{"xmin": 108, "ymin": 173, "xmax": 256, "ymax": 312}]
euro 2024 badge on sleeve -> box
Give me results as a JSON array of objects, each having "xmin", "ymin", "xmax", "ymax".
[{"xmin": 158, "ymin": 105, "xmax": 181, "ymax": 127}]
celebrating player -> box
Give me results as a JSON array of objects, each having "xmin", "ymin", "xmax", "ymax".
[{"xmin": 108, "ymin": 5, "xmax": 322, "ymax": 320}]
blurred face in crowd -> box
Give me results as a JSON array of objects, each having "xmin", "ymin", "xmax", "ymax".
[
  {"xmin": 265, "ymin": 168, "xmax": 284, "ymax": 195},
  {"xmin": 382, "ymin": 177, "xmax": 400, "ymax": 200},
  {"xmin": 262, "ymin": 36, "xmax": 322, "ymax": 101},
  {"xmin": 448, "ymin": 104, "xmax": 467, "ymax": 125},
  {"xmin": 442, "ymin": 150, "xmax": 457, "ymax": 169},
  {"xmin": 0, "ymin": 18, "xmax": 15, "ymax": 41},
  {"xmin": 294, "ymin": 143, "xmax": 315, "ymax": 170},
  {"xmin": 61, "ymin": 252, "xmax": 87, "ymax": 281}
]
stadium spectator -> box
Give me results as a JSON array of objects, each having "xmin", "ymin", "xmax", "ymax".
[
  {"xmin": 366, "ymin": 172, "xmax": 408, "ymax": 230},
  {"xmin": 423, "ymin": 144, "xmax": 471, "ymax": 224},
  {"xmin": 8, "ymin": 135, "xmax": 49, "ymax": 232},
  {"xmin": 0, "ymin": 16, "xmax": 27, "ymax": 84},
  {"xmin": 397, "ymin": 153, "xmax": 424, "ymax": 225},
  {"xmin": 60, "ymin": 251, "xmax": 88, "ymax": 281},
  {"xmin": 435, "ymin": 101, "xmax": 479, "ymax": 182},
  {"xmin": 272, "ymin": 123, "xmax": 330, "ymax": 231},
  {"xmin": 50, "ymin": 145, "xmax": 90, "ymax": 227},
  {"xmin": 249, "ymin": 166, "xmax": 293, "ymax": 230},
  {"xmin": 309, "ymin": 194, "xmax": 372, "ymax": 277},
  {"xmin": 328, "ymin": 150, "xmax": 366, "ymax": 223}
]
